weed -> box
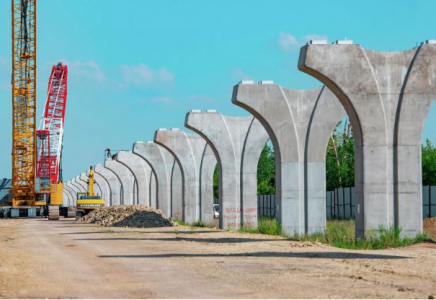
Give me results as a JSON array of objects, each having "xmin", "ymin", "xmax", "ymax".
[
  {"xmin": 175, "ymin": 219, "xmax": 188, "ymax": 226},
  {"xmin": 239, "ymin": 218, "xmax": 431, "ymax": 250},
  {"xmin": 191, "ymin": 220, "xmax": 206, "ymax": 227},
  {"xmin": 103, "ymin": 229, "xmax": 114, "ymax": 233}
]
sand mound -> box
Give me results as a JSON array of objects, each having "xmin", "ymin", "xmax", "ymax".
[
  {"xmin": 79, "ymin": 205, "xmax": 176, "ymax": 228},
  {"xmin": 423, "ymin": 217, "xmax": 436, "ymax": 239}
]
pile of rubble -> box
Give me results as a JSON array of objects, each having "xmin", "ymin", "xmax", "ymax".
[{"xmin": 79, "ymin": 205, "xmax": 176, "ymax": 228}]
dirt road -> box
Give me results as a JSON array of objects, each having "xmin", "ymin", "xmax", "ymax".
[{"xmin": 0, "ymin": 218, "xmax": 435, "ymax": 299}]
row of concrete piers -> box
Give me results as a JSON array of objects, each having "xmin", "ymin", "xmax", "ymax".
[{"xmin": 64, "ymin": 40, "xmax": 436, "ymax": 238}]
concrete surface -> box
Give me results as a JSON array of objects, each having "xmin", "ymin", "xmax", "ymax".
[
  {"xmin": 232, "ymin": 82, "xmax": 343, "ymax": 235},
  {"xmin": 92, "ymin": 171, "xmax": 111, "ymax": 206},
  {"xmin": 62, "ymin": 185, "xmax": 75, "ymax": 206},
  {"xmin": 170, "ymin": 159, "xmax": 183, "ymax": 220},
  {"xmin": 65, "ymin": 181, "xmax": 80, "ymax": 201},
  {"xmin": 186, "ymin": 112, "xmax": 269, "ymax": 230},
  {"xmin": 105, "ymin": 159, "xmax": 137, "ymax": 206},
  {"xmin": 155, "ymin": 129, "xmax": 206, "ymax": 223},
  {"xmin": 200, "ymin": 144, "xmax": 217, "ymax": 226},
  {"xmin": 133, "ymin": 141, "xmax": 174, "ymax": 216},
  {"xmin": 116, "ymin": 150, "xmax": 152, "ymax": 205},
  {"xmin": 298, "ymin": 40, "xmax": 436, "ymax": 237},
  {"xmin": 95, "ymin": 164, "xmax": 121, "ymax": 206},
  {"xmin": 72, "ymin": 177, "xmax": 86, "ymax": 193}
]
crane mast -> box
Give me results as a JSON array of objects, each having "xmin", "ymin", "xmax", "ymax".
[{"xmin": 11, "ymin": 0, "xmax": 37, "ymax": 207}]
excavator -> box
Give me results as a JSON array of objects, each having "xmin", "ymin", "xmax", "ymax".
[{"xmin": 75, "ymin": 166, "xmax": 105, "ymax": 217}]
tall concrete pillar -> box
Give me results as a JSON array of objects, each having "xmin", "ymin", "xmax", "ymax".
[
  {"xmin": 95, "ymin": 164, "xmax": 121, "ymax": 206},
  {"xmin": 105, "ymin": 159, "xmax": 136, "ymax": 205},
  {"xmin": 72, "ymin": 177, "xmax": 86, "ymax": 192},
  {"xmin": 62, "ymin": 191, "xmax": 69, "ymax": 206},
  {"xmin": 299, "ymin": 40, "xmax": 436, "ymax": 237},
  {"xmin": 79, "ymin": 173, "xmax": 102, "ymax": 197},
  {"xmin": 65, "ymin": 181, "xmax": 80, "ymax": 200},
  {"xmin": 154, "ymin": 129, "xmax": 206, "ymax": 223},
  {"xmin": 133, "ymin": 141, "xmax": 174, "ymax": 216},
  {"xmin": 186, "ymin": 112, "xmax": 269, "ymax": 230},
  {"xmin": 232, "ymin": 82, "xmax": 344, "ymax": 234},
  {"xmin": 63, "ymin": 185, "xmax": 75, "ymax": 206},
  {"xmin": 92, "ymin": 171, "xmax": 111, "ymax": 206},
  {"xmin": 170, "ymin": 159, "xmax": 183, "ymax": 219},
  {"xmin": 200, "ymin": 144, "xmax": 217, "ymax": 226},
  {"xmin": 116, "ymin": 150, "xmax": 151, "ymax": 205}
]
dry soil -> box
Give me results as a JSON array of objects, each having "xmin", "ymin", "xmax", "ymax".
[{"xmin": 0, "ymin": 218, "xmax": 435, "ymax": 299}]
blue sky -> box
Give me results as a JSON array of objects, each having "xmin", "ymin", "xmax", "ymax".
[{"xmin": 1, "ymin": 0, "xmax": 436, "ymax": 180}]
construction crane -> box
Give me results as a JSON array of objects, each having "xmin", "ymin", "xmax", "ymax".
[
  {"xmin": 11, "ymin": 0, "xmax": 37, "ymax": 208},
  {"xmin": 36, "ymin": 62, "xmax": 72, "ymax": 219}
]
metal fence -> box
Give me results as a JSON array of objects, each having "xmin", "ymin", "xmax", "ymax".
[
  {"xmin": 257, "ymin": 185, "xmax": 436, "ymax": 220},
  {"xmin": 257, "ymin": 194, "xmax": 276, "ymax": 217}
]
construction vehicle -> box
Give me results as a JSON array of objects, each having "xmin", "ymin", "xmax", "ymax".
[
  {"xmin": 35, "ymin": 62, "xmax": 74, "ymax": 219},
  {"xmin": 1, "ymin": 0, "xmax": 73, "ymax": 219},
  {"xmin": 75, "ymin": 166, "xmax": 105, "ymax": 217}
]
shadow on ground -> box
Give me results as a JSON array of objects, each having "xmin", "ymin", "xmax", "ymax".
[
  {"xmin": 98, "ymin": 251, "xmax": 410, "ymax": 259},
  {"xmin": 74, "ymin": 237, "xmax": 287, "ymax": 243}
]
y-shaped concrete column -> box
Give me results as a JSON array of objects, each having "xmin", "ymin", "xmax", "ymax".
[
  {"xmin": 65, "ymin": 180, "xmax": 80, "ymax": 200},
  {"xmin": 170, "ymin": 159, "xmax": 183, "ymax": 219},
  {"xmin": 92, "ymin": 171, "xmax": 111, "ymax": 206},
  {"xmin": 232, "ymin": 82, "xmax": 344, "ymax": 234},
  {"xmin": 116, "ymin": 150, "xmax": 151, "ymax": 205},
  {"xmin": 95, "ymin": 164, "xmax": 121, "ymax": 206},
  {"xmin": 62, "ymin": 191, "xmax": 69, "ymax": 206},
  {"xmin": 79, "ymin": 172, "xmax": 102, "ymax": 197},
  {"xmin": 155, "ymin": 129, "xmax": 206, "ymax": 223},
  {"xmin": 133, "ymin": 141, "xmax": 175, "ymax": 216},
  {"xmin": 305, "ymin": 87, "xmax": 346, "ymax": 232},
  {"xmin": 63, "ymin": 185, "xmax": 75, "ymax": 205},
  {"xmin": 72, "ymin": 177, "xmax": 86, "ymax": 192},
  {"xmin": 105, "ymin": 159, "xmax": 137, "ymax": 205},
  {"xmin": 200, "ymin": 144, "xmax": 217, "ymax": 226},
  {"xmin": 299, "ymin": 40, "xmax": 436, "ymax": 237},
  {"xmin": 186, "ymin": 112, "xmax": 269, "ymax": 230}
]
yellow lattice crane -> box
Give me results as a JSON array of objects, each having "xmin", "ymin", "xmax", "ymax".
[{"xmin": 11, "ymin": 0, "xmax": 37, "ymax": 207}]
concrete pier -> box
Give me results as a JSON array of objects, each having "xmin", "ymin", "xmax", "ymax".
[
  {"xmin": 105, "ymin": 159, "xmax": 137, "ymax": 205},
  {"xmin": 116, "ymin": 150, "xmax": 152, "ymax": 205},
  {"xmin": 63, "ymin": 185, "xmax": 75, "ymax": 205},
  {"xmin": 154, "ymin": 129, "xmax": 206, "ymax": 223},
  {"xmin": 298, "ymin": 40, "xmax": 436, "ymax": 237},
  {"xmin": 133, "ymin": 141, "xmax": 174, "ymax": 216},
  {"xmin": 92, "ymin": 171, "xmax": 111, "ymax": 206},
  {"xmin": 232, "ymin": 82, "xmax": 343, "ymax": 235},
  {"xmin": 72, "ymin": 177, "xmax": 86, "ymax": 192},
  {"xmin": 95, "ymin": 164, "xmax": 121, "ymax": 206},
  {"xmin": 186, "ymin": 112, "xmax": 269, "ymax": 230},
  {"xmin": 65, "ymin": 181, "xmax": 80, "ymax": 199},
  {"xmin": 170, "ymin": 159, "xmax": 183, "ymax": 220},
  {"xmin": 62, "ymin": 191, "xmax": 70, "ymax": 206},
  {"xmin": 200, "ymin": 144, "xmax": 217, "ymax": 226}
]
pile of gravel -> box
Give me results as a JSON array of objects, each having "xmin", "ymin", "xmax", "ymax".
[{"xmin": 79, "ymin": 205, "xmax": 176, "ymax": 228}]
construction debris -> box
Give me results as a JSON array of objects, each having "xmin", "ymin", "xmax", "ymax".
[{"xmin": 79, "ymin": 205, "xmax": 176, "ymax": 228}]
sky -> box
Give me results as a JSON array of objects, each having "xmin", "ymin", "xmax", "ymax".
[{"xmin": 1, "ymin": 0, "xmax": 436, "ymax": 181}]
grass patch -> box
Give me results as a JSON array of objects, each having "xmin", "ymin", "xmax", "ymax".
[
  {"xmin": 239, "ymin": 217, "xmax": 431, "ymax": 250},
  {"xmin": 239, "ymin": 216, "xmax": 284, "ymax": 236},
  {"xmin": 191, "ymin": 220, "xmax": 206, "ymax": 227}
]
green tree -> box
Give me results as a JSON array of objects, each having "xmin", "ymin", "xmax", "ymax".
[
  {"xmin": 257, "ymin": 145, "xmax": 276, "ymax": 195},
  {"xmin": 326, "ymin": 117, "xmax": 355, "ymax": 191},
  {"xmin": 422, "ymin": 139, "xmax": 436, "ymax": 186}
]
